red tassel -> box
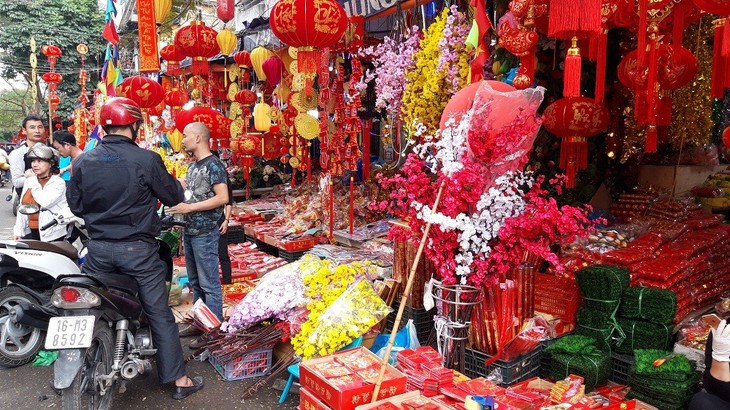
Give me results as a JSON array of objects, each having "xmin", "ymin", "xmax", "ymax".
[
  {"xmin": 563, "ymin": 37, "xmax": 582, "ymax": 97},
  {"xmin": 522, "ymin": 53, "xmax": 536, "ymax": 83},
  {"xmin": 724, "ymin": 19, "xmax": 730, "ymax": 57},
  {"xmin": 712, "ymin": 21, "xmax": 725, "ymax": 99},
  {"xmin": 594, "ymin": 30, "xmax": 607, "ymax": 104},
  {"xmin": 548, "ymin": 0, "xmax": 601, "ymax": 38},
  {"xmin": 672, "ymin": 1, "xmax": 686, "ymax": 46},
  {"xmin": 646, "ymin": 38, "xmax": 658, "ymax": 122},
  {"xmin": 637, "ymin": 0, "xmax": 648, "ymax": 68},
  {"xmin": 559, "ymin": 137, "xmax": 587, "ymax": 189},
  {"xmin": 646, "ymin": 125, "xmax": 657, "ymax": 153},
  {"xmin": 191, "ymin": 58, "xmax": 209, "ymax": 76}
]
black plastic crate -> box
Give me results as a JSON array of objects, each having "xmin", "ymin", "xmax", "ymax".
[
  {"xmin": 464, "ymin": 347, "xmax": 542, "ymax": 386},
  {"xmin": 611, "ymin": 352, "xmax": 634, "ymax": 385},
  {"xmin": 383, "ymin": 306, "xmax": 435, "ymax": 346},
  {"xmin": 278, "ymin": 249, "xmax": 307, "ymax": 263},
  {"xmin": 539, "ymin": 334, "xmax": 572, "ymax": 379},
  {"xmin": 227, "ymin": 226, "xmax": 245, "ymax": 244},
  {"xmin": 253, "ymin": 238, "xmax": 279, "ymax": 257}
]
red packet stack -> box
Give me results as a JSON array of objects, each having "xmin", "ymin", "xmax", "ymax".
[
  {"xmin": 396, "ymin": 347, "xmax": 453, "ymax": 396},
  {"xmin": 224, "ymin": 242, "xmax": 289, "ymax": 282}
]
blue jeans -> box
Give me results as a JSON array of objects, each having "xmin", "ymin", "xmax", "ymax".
[
  {"xmin": 183, "ymin": 229, "xmax": 223, "ymax": 321},
  {"xmin": 83, "ymin": 239, "xmax": 185, "ymax": 384}
]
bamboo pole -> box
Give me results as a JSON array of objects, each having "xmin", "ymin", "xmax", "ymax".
[{"xmin": 371, "ymin": 180, "xmax": 445, "ymax": 403}]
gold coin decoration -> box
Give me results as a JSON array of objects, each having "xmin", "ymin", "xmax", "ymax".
[
  {"xmin": 229, "ymin": 102, "xmax": 242, "ymax": 119},
  {"xmin": 290, "ymin": 92, "xmax": 305, "ymax": 112},
  {"xmin": 289, "ymin": 60, "xmax": 298, "ymax": 74},
  {"xmin": 288, "ymin": 46, "xmax": 298, "ymax": 60},
  {"xmin": 298, "ymin": 91, "xmax": 318, "ymax": 111},
  {"xmin": 295, "ymin": 113, "xmax": 319, "ymax": 140},
  {"xmin": 289, "ymin": 156, "xmax": 301, "ymax": 168},
  {"xmin": 291, "ymin": 73, "xmax": 306, "ymax": 92},
  {"xmin": 228, "ymin": 63, "xmax": 239, "ymax": 82},
  {"xmin": 191, "ymin": 89, "xmax": 201, "ymax": 100},
  {"xmin": 230, "ymin": 118, "xmax": 244, "ymax": 137},
  {"xmin": 227, "ymin": 82, "xmax": 239, "ymax": 102}
]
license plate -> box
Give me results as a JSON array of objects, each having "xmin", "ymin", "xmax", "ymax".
[{"xmin": 45, "ymin": 316, "xmax": 95, "ymax": 349}]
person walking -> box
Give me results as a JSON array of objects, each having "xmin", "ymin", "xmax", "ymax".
[
  {"xmin": 169, "ymin": 122, "xmax": 229, "ymax": 331},
  {"xmin": 13, "ymin": 145, "xmax": 71, "ymax": 242},
  {"xmin": 67, "ymin": 97, "xmax": 204, "ymax": 400},
  {"xmin": 9, "ymin": 115, "xmax": 46, "ymax": 198},
  {"xmin": 52, "ymin": 130, "xmax": 82, "ymax": 183}
]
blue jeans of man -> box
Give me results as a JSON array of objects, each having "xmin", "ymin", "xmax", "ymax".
[
  {"xmin": 183, "ymin": 228, "xmax": 223, "ymax": 321},
  {"xmin": 83, "ymin": 239, "xmax": 185, "ymax": 384}
]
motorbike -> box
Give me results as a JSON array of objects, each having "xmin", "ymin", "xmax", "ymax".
[
  {"xmin": 6, "ymin": 187, "xmax": 19, "ymax": 216},
  {"xmin": 0, "ymin": 203, "xmax": 88, "ymax": 367}
]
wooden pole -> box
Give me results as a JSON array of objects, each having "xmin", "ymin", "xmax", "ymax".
[{"xmin": 371, "ymin": 180, "xmax": 446, "ymax": 403}]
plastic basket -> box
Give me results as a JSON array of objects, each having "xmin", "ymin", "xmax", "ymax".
[
  {"xmin": 253, "ymin": 238, "xmax": 279, "ymax": 257},
  {"xmin": 464, "ymin": 347, "xmax": 542, "ymax": 386},
  {"xmin": 383, "ymin": 306, "xmax": 435, "ymax": 346},
  {"xmin": 534, "ymin": 275, "xmax": 580, "ymax": 324},
  {"xmin": 278, "ymin": 249, "xmax": 307, "ymax": 263},
  {"xmin": 208, "ymin": 348, "xmax": 272, "ymax": 381},
  {"xmin": 610, "ymin": 352, "xmax": 634, "ymax": 385}
]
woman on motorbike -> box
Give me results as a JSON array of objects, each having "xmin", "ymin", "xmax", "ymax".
[{"xmin": 13, "ymin": 145, "xmax": 72, "ymax": 242}]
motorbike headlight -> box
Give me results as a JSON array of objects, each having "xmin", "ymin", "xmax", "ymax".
[{"xmin": 51, "ymin": 286, "xmax": 101, "ymax": 309}]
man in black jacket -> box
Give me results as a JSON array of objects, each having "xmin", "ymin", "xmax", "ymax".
[{"xmin": 67, "ymin": 97, "xmax": 203, "ymax": 400}]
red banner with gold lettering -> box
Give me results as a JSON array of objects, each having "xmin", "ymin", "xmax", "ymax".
[{"xmin": 137, "ymin": 0, "xmax": 160, "ymax": 73}]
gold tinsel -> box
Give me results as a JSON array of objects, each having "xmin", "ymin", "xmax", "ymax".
[{"xmin": 622, "ymin": 17, "xmax": 715, "ymax": 159}]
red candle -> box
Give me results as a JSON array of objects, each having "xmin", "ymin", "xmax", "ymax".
[{"xmin": 349, "ymin": 175, "xmax": 354, "ymax": 235}]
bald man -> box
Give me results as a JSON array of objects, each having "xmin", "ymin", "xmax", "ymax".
[{"xmin": 170, "ymin": 122, "xmax": 229, "ymax": 334}]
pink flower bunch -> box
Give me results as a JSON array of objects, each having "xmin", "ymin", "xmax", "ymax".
[
  {"xmin": 359, "ymin": 26, "xmax": 421, "ymax": 118},
  {"xmin": 437, "ymin": 5, "xmax": 471, "ymax": 94}
]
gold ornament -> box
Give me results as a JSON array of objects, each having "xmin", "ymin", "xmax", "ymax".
[
  {"xmin": 289, "ymin": 60, "xmax": 298, "ymax": 74},
  {"xmin": 295, "ymin": 113, "xmax": 319, "ymax": 140},
  {"xmin": 291, "ymin": 73, "xmax": 306, "ymax": 92},
  {"xmin": 298, "ymin": 91, "xmax": 318, "ymax": 111},
  {"xmin": 227, "ymin": 82, "xmax": 239, "ymax": 102},
  {"xmin": 289, "ymin": 156, "xmax": 301, "ymax": 168},
  {"xmin": 230, "ymin": 118, "xmax": 244, "ymax": 137},
  {"xmin": 288, "ymin": 46, "xmax": 298, "ymax": 60},
  {"xmin": 229, "ymin": 102, "xmax": 242, "ymax": 119},
  {"xmin": 229, "ymin": 63, "xmax": 239, "ymax": 82}
]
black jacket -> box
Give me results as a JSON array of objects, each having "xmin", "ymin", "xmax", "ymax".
[{"xmin": 67, "ymin": 135, "xmax": 184, "ymax": 242}]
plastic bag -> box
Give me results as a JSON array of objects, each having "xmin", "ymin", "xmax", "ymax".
[
  {"xmin": 371, "ymin": 319, "xmax": 421, "ymax": 365},
  {"xmin": 306, "ymin": 280, "xmax": 391, "ymax": 359},
  {"xmin": 32, "ymin": 350, "xmax": 58, "ymax": 366},
  {"xmin": 501, "ymin": 316, "xmax": 549, "ymax": 361}
]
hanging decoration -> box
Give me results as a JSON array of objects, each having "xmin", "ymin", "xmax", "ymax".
[
  {"xmin": 136, "ymin": 0, "xmax": 160, "ymax": 73},
  {"xmin": 175, "ymin": 20, "xmax": 220, "ymax": 75},
  {"xmin": 543, "ymin": 97, "xmax": 609, "ymax": 188},
  {"xmin": 101, "ymin": 0, "xmax": 123, "ymax": 97},
  {"xmin": 262, "ymin": 56, "xmax": 284, "ymax": 87},
  {"xmin": 160, "ymin": 44, "xmax": 184, "ymax": 76},
  {"xmin": 164, "ymin": 87, "xmax": 189, "ymax": 115},
  {"xmin": 41, "ymin": 44, "xmax": 62, "ymax": 119},
  {"xmin": 216, "ymin": 0, "xmax": 235, "ymax": 23},
  {"xmin": 154, "ymin": 0, "xmax": 172, "ymax": 24},
  {"xmin": 250, "ymin": 47, "xmax": 273, "ymax": 81},
  {"xmin": 76, "ymin": 43, "xmax": 90, "ymax": 106},
  {"xmin": 117, "ymin": 76, "xmax": 165, "ymax": 109},
  {"xmin": 497, "ymin": 0, "xmax": 547, "ymax": 89},
  {"xmin": 29, "ymin": 37, "xmax": 38, "ymax": 113},
  {"xmin": 269, "ymin": 0, "xmax": 348, "ymax": 92}
]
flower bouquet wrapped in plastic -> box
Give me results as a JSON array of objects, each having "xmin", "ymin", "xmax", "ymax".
[{"xmin": 299, "ymin": 280, "xmax": 391, "ymax": 360}]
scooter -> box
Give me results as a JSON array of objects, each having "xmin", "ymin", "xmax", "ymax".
[
  {"xmin": 12, "ymin": 241, "xmax": 174, "ymax": 409},
  {"xmin": 0, "ymin": 203, "xmax": 88, "ymax": 367}
]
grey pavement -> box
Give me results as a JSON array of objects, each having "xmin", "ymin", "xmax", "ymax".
[{"xmin": 0, "ymin": 183, "xmax": 298, "ymax": 409}]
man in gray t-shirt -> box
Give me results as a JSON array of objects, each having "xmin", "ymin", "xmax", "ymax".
[{"xmin": 170, "ymin": 122, "xmax": 229, "ymax": 324}]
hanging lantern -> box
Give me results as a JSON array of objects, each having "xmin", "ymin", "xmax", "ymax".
[
  {"xmin": 658, "ymin": 44, "xmax": 698, "ymax": 90},
  {"xmin": 160, "ymin": 44, "xmax": 184, "ymax": 76},
  {"xmin": 617, "ymin": 49, "xmax": 648, "ymax": 90},
  {"xmin": 174, "ymin": 20, "xmax": 220, "ymax": 75},
  {"xmin": 250, "ymin": 47, "xmax": 273, "ymax": 80},
  {"xmin": 117, "ymin": 75, "xmax": 165, "ymax": 109},
  {"xmin": 692, "ymin": 0, "xmax": 730, "ymax": 15},
  {"xmin": 154, "ymin": 0, "xmax": 172, "ymax": 23},
  {"xmin": 235, "ymin": 90, "xmax": 258, "ymax": 106},
  {"xmin": 262, "ymin": 56, "xmax": 284, "ymax": 87},
  {"xmin": 149, "ymin": 100, "xmax": 166, "ymax": 116},
  {"xmin": 217, "ymin": 28, "xmax": 237, "ymax": 56},
  {"xmin": 543, "ymin": 97, "xmax": 609, "ymax": 188},
  {"xmin": 254, "ymin": 102, "xmax": 272, "ymax": 131},
  {"xmin": 164, "ymin": 88, "xmax": 189, "ymax": 111},
  {"xmin": 217, "ymin": 0, "xmax": 235, "ymax": 23},
  {"xmin": 168, "ymin": 129, "xmax": 184, "ymax": 152},
  {"xmin": 233, "ymin": 51, "xmax": 252, "ymax": 68},
  {"xmin": 48, "ymin": 94, "xmax": 61, "ymax": 110},
  {"xmin": 42, "ymin": 72, "xmax": 63, "ymax": 85},
  {"xmin": 175, "ymin": 106, "xmax": 231, "ymax": 140},
  {"xmin": 269, "ymin": 0, "xmax": 348, "ymax": 74},
  {"xmin": 41, "ymin": 45, "xmax": 62, "ymax": 70}
]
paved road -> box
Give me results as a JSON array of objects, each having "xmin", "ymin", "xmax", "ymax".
[{"xmin": 0, "ymin": 183, "xmax": 298, "ymax": 409}]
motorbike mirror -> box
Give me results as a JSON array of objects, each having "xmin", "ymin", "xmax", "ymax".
[{"xmin": 17, "ymin": 203, "xmax": 40, "ymax": 215}]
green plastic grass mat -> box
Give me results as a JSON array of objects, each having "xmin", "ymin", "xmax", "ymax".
[
  {"xmin": 575, "ymin": 265, "xmax": 630, "ymax": 313},
  {"xmin": 576, "ymin": 307, "xmax": 614, "ymax": 352},
  {"xmin": 632, "ymin": 349, "xmax": 696, "ymax": 380},
  {"xmin": 618, "ymin": 287, "xmax": 676, "ymax": 324},
  {"xmin": 614, "ymin": 318, "xmax": 672, "ymax": 354},
  {"xmin": 546, "ymin": 335, "xmax": 610, "ymax": 391}
]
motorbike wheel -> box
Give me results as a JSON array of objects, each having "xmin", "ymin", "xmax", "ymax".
[
  {"xmin": 61, "ymin": 322, "xmax": 115, "ymax": 410},
  {"xmin": 12, "ymin": 193, "xmax": 18, "ymax": 216},
  {"xmin": 0, "ymin": 287, "xmax": 44, "ymax": 367}
]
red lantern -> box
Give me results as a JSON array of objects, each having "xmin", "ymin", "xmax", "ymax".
[
  {"xmin": 692, "ymin": 0, "xmax": 730, "ymax": 15},
  {"xmin": 117, "ymin": 76, "xmax": 165, "ymax": 109},
  {"xmin": 235, "ymin": 90, "xmax": 257, "ymax": 106},
  {"xmin": 617, "ymin": 49, "xmax": 647, "ymax": 90},
  {"xmin": 174, "ymin": 20, "xmax": 220, "ymax": 75},
  {"xmin": 216, "ymin": 0, "xmax": 235, "ymax": 23},
  {"xmin": 723, "ymin": 125, "xmax": 730, "ymax": 148},
  {"xmin": 269, "ymin": 0, "xmax": 348, "ymax": 73},
  {"xmin": 543, "ymin": 97, "xmax": 609, "ymax": 188},
  {"xmin": 165, "ymin": 88, "xmax": 189, "ymax": 110},
  {"xmin": 262, "ymin": 56, "xmax": 284, "ymax": 87},
  {"xmin": 262, "ymin": 131, "xmax": 282, "ymax": 159},
  {"xmin": 42, "ymin": 72, "xmax": 63, "ymax": 84},
  {"xmin": 233, "ymin": 51, "xmax": 252, "ymax": 68},
  {"xmin": 48, "ymin": 94, "xmax": 61, "ymax": 110},
  {"xmin": 236, "ymin": 133, "xmax": 261, "ymax": 156},
  {"xmin": 41, "ymin": 45, "xmax": 62, "ymax": 58},
  {"xmin": 148, "ymin": 101, "xmax": 166, "ymax": 117},
  {"xmin": 658, "ymin": 45, "xmax": 698, "ymax": 90},
  {"xmin": 160, "ymin": 44, "xmax": 184, "ymax": 75},
  {"xmin": 175, "ymin": 106, "xmax": 231, "ymax": 140}
]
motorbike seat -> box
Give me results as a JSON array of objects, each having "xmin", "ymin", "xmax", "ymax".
[
  {"xmin": 91, "ymin": 272, "xmax": 139, "ymax": 296},
  {"xmin": 18, "ymin": 240, "xmax": 78, "ymax": 261}
]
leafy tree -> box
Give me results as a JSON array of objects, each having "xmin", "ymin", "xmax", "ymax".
[
  {"xmin": 0, "ymin": 0, "xmax": 105, "ymax": 120},
  {"xmin": 0, "ymin": 86, "xmax": 31, "ymax": 138}
]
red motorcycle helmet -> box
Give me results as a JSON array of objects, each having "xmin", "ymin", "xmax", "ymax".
[{"xmin": 99, "ymin": 97, "xmax": 143, "ymax": 127}]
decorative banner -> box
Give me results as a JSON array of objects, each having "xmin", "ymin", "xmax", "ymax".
[{"xmin": 137, "ymin": 0, "xmax": 160, "ymax": 73}]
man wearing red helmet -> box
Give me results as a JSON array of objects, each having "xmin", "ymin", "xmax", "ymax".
[{"xmin": 67, "ymin": 97, "xmax": 204, "ymax": 400}]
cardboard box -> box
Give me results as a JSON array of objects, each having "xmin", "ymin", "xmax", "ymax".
[
  {"xmin": 301, "ymin": 387, "xmax": 334, "ymax": 410},
  {"xmin": 299, "ymin": 347, "xmax": 407, "ymax": 410}
]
